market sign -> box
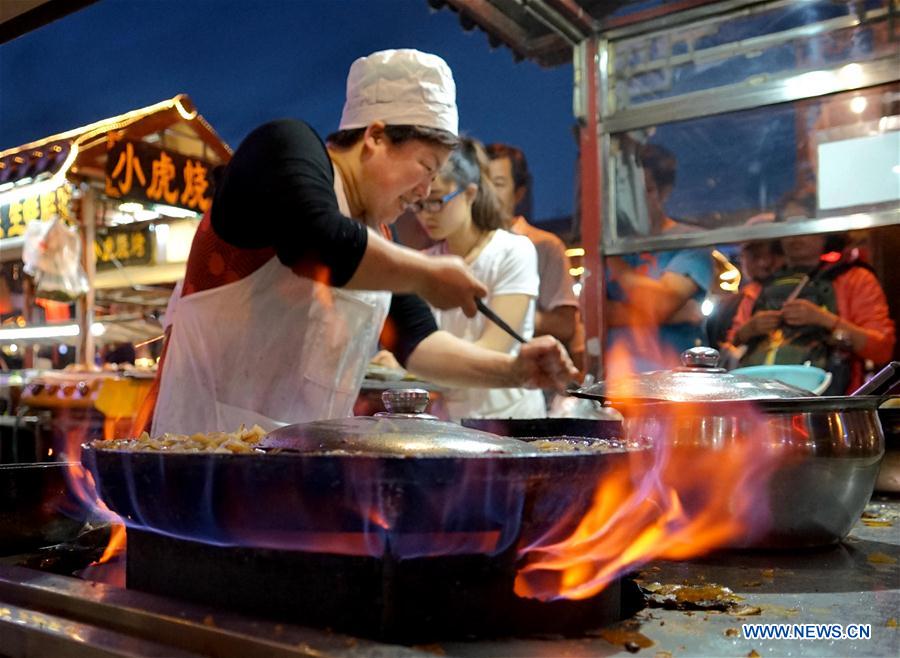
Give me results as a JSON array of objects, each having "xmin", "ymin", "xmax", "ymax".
[
  {"xmin": 0, "ymin": 182, "xmax": 73, "ymax": 240},
  {"xmin": 105, "ymin": 135, "xmax": 214, "ymax": 213},
  {"xmin": 94, "ymin": 226, "xmax": 153, "ymax": 269}
]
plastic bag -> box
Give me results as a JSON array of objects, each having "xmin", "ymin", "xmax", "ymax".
[{"xmin": 22, "ymin": 218, "xmax": 89, "ymax": 302}]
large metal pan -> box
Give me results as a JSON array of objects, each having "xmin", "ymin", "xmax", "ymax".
[
  {"xmin": 80, "ymin": 389, "xmax": 639, "ymax": 639},
  {"xmin": 81, "ymin": 404, "xmax": 633, "ymax": 556},
  {"xmin": 81, "ymin": 390, "xmax": 636, "ymax": 551},
  {"xmin": 569, "ymin": 348, "xmax": 900, "ymax": 548}
]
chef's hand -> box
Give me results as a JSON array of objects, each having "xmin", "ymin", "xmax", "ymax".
[
  {"xmin": 370, "ymin": 349, "xmax": 402, "ymax": 369},
  {"xmin": 512, "ymin": 335, "xmax": 579, "ymax": 392},
  {"xmin": 781, "ymin": 299, "xmax": 835, "ymax": 328},
  {"xmin": 416, "ymin": 255, "xmax": 487, "ymax": 317},
  {"xmin": 735, "ymin": 310, "xmax": 782, "ymax": 343}
]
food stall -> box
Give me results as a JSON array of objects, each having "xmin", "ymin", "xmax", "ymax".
[
  {"xmin": 0, "ymin": 95, "xmax": 231, "ymax": 454},
  {"xmin": 1, "ymin": 3, "xmax": 898, "ymax": 658}
]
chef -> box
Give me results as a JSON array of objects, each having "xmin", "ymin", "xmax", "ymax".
[{"xmin": 151, "ymin": 49, "xmax": 577, "ymax": 435}]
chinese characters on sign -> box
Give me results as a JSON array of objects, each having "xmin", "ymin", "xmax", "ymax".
[
  {"xmin": 0, "ymin": 184, "xmax": 73, "ymax": 240},
  {"xmin": 105, "ymin": 135, "xmax": 215, "ymax": 212},
  {"xmin": 94, "ymin": 227, "xmax": 153, "ymax": 269}
]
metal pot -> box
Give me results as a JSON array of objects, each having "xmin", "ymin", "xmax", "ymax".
[
  {"xmin": 875, "ymin": 403, "xmax": 900, "ymax": 493},
  {"xmin": 569, "ymin": 348, "xmax": 900, "ymax": 548}
]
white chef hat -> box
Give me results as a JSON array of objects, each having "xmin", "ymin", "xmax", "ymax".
[{"xmin": 339, "ymin": 49, "xmax": 458, "ymax": 136}]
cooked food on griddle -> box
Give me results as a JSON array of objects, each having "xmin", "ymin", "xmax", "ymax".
[
  {"xmin": 90, "ymin": 425, "xmax": 267, "ymax": 453},
  {"xmin": 528, "ymin": 438, "xmax": 626, "ymax": 452}
]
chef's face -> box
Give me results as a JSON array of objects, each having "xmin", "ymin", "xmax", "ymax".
[
  {"xmin": 415, "ymin": 176, "xmax": 471, "ymax": 241},
  {"xmin": 359, "ymin": 125, "xmax": 451, "ymax": 225}
]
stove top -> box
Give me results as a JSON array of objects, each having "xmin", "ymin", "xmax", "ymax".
[{"xmin": 1, "ymin": 499, "xmax": 898, "ymax": 657}]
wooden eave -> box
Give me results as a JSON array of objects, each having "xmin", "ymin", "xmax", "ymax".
[{"xmin": 0, "ymin": 94, "xmax": 231, "ymax": 186}]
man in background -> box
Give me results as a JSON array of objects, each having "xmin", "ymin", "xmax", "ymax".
[
  {"xmin": 604, "ymin": 143, "xmax": 713, "ymax": 373},
  {"xmin": 487, "ymin": 144, "xmax": 580, "ymax": 358}
]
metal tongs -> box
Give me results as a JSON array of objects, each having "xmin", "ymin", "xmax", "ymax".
[
  {"xmin": 475, "ymin": 297, "xmax": 585, "ymax": 394},
  {"xmin": 474, "ymin": 298, "xmax": 526, "ymax": 344}
]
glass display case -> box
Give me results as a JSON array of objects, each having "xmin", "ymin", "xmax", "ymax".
[{"xmin": 595, "ymin": 0, "xmax": 899, "ymax": 254}]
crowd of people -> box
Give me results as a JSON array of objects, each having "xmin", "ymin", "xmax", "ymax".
[
  {"xmin": 376, "ymin": 125, "xmax": 895, "ymax": 416},
  {"xmin": 719, "ymin": 193, "xmax": 895, "ymax": 394}
]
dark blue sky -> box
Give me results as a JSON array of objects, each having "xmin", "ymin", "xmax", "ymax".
[{"xmin": 0, "ymin": 0, "xmax": 577, "ymax": 222}]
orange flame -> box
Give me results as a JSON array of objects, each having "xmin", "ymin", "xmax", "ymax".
[
  {"xmin": 54, "ymin": 410, "xmax": 128, "ymax": 570},
  {"xmin": 60, "ymin": 445, "xmax": 128, "ymax": 586},
  {"xmin": 367, "ymin": 507, "xmax": 391, "ymax": 530},
  {"xmin": 515, "ymin": 318, "xmax": 790, "ymax": 602},
  {"xmin": 98, "ymin": 524, "xmax": 127, "ymax": 564},
  {"xmin": 515, "ymin": 412, "xmax": 784, "ymax": 601}
]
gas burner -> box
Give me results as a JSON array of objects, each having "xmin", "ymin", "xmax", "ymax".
[{"xmin": 126, "ymin": 528, "xmax": 640, "ymax": 642}]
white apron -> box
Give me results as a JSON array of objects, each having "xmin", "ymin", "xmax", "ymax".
[{"xmin": 152, "ymin": 171, "xmax": 390, "ymax": 435}]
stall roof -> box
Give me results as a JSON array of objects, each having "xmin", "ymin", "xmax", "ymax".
[
  {"xmin": 0, "ymin": 94, "xmax": 231, "ymax": 188},
  {"xmin": 0, "ymin": 0, "xmax": 97, "ymax": 44},
  {"xmin": 435, "ymin": 0, "xmax": 737, "ymax": 67}
]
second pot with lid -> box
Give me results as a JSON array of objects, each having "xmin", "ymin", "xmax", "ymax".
[{"xmin": 568, "ymin": 347, "xmax": 894, "ymax": 548}]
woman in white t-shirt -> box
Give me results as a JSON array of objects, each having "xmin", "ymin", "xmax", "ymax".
[{"xmin": 411, "ymin": 137, "xmax": 546, "ymax": 420}]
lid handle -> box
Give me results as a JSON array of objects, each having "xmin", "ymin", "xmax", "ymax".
[
  {"xmin": 382, "ymin": 388, "xmax": 431, "ymax": 415},
  {"xmin": 681, "ymin": 346, "xmax": 721, "ymax": 369}
]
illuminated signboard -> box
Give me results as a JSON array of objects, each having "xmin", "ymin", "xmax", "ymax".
[
  {"xmin": 105, "ymin": 134, "xmax": 215, "ymax": 213},
  {"xmin": 0, "ymin": 183, "xmax": 73, "ymax": 240},
  {"xmin": 94, "ymin": 226, "xmax": 153, "ymax": 270}
]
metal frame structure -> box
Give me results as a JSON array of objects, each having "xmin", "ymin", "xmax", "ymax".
[
  {"xmin": 598, "ymin": 1, "xmax": 900, "ymax": 255},
  {"xmin": 440, "ymin": 0, "xmax": 899, "ymax": 375}
]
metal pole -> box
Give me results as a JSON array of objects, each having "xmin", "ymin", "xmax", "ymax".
[
  {"xmin": 77, "ymin": 184, "xmax": 97, "ymax": 366},
  {"xmin": 575, "ymin": 37, "xmax": 605, "ymax": 378}
]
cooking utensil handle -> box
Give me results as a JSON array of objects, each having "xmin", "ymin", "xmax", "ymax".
[
  {"xmin": 474, "ymin": 298, "xmax": 526, "ymax": 344},
  {"xmin": 851, "ymin": 361, "xmax": 900, "ymax": 400},
  {"xmin": 783, "ymin": 274, "xmax": 810, "ymax": 305}
]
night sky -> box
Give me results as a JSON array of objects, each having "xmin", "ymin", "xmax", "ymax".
[{"xmin": 0, "ymin": 0, "xmax": 577, "ymax": 223}]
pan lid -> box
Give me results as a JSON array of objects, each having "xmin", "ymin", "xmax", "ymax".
[
  {"xmin": 570, "ymin": 347, "xmax": 812, "ymax": 403},
  {"xmin": 260, "ymin": 388, "xmax": 535, "ymax": 457}
]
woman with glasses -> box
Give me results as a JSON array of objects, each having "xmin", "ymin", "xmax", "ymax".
[{"xmin": 413, "ymin": 137, "xmax": 546, "ymax": 420}]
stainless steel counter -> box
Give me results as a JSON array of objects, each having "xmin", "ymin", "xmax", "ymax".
[
  {"xmin": 440, "ymin": 497, "xmax": 900, "ymax": 658},
  {"xmin": 1, "ymin": 499, "xmax": 897, "ymax": 658}
]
